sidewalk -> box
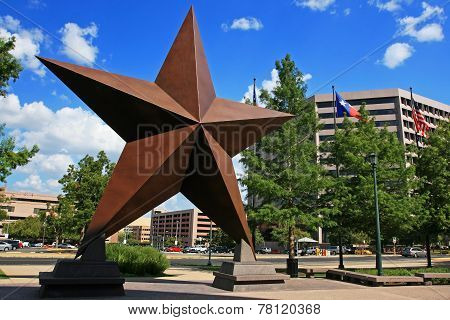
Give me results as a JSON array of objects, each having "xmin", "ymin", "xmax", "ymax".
[{"xmin": 0, "ymin": 265, "xmax": 448, "ymax": 300}]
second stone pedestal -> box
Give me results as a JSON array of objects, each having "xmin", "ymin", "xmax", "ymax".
[{"xmin": 213, "ymin": 240, "xmax": 289, "ymax": 292}]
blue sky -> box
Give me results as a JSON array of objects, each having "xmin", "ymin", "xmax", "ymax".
[{"xmin": 0, "ymin": 0, "xmax": 448, "ymax": 211}]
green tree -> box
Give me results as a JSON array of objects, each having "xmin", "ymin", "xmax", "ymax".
[
  {"xmin": 240, "ymin": 54, "xmax": 324, "ymax": 260},
  {"xmin": 0, "ymin": 124, "xmax": 39, "ymax": 184},
  {"xmin": 320, "ymin": 106, "xmax": 420, "ymax": 254},
  {"xmin": 212, "ymin": 228, "xmax": 236, "ymax": 247},
  {"xmin": 8, "ymin": 216, "xmax": 43, "ymax": 240},
  {"xmin": 415, "ymin": 121, "xmax": 450, "ymax": 266},
  {"xmin": 58, "ymin": 151, "xmax": 115, "ymax": 240},
  {"xmin": 0, "ymin": 36, "xmax": 22, "ymax": 97}
]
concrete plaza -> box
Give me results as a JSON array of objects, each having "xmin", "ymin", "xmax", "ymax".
[{"xmin": 0, "ymin": 261, "xmax": 449, "ymax": 300}]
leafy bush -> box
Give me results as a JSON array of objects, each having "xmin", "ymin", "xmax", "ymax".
[{"xmin": 106, "ymin": 244, "xmax": 169, "ymax": 276}]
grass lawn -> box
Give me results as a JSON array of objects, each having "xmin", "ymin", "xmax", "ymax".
[
  {"xmin": 353, "ymin": 267, "xmax": 450, "ymax": 285},
  {"xmin": 0, "ymin": 269, "xmax": 8, "ymax": 279}
]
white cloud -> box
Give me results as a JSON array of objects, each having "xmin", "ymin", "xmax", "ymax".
[
  {"xmin": 1, "ymin": 93, "xmax": 125, "ymax": 194},
  {"xmin": 242, "ymin": 68, "xmax": 280, "ymax": 106},
  {"xmin": 0, "ymin": 93, "xmax": 124, "ymax": 156},
  {"xmin": 303, "ymin": 73, "xmax": 313, "ymax": 81},
  {"xmin": 222, "ymin": 17, "xmax": 263, "ymax": 32},
  {"xmin": 370, "ymin": 0, "xmax": 402, "ymax": 12},
  {"xmin": 14, "ymin": 174, "xmax": 44, "ymax": 192},
  {"xmin": 0, "ymin": 15, "xmax": 46, "ymax": 77},
  {"xmin": 344, "ymin": 8, "xmax": 351, "ymax": 16},
  {"xmin": 382, "ymin": 42, "xmax": 414, "ymax": 68},
  {"xmin": 17, "ymin": 153, "xmax": 74, "ymax": 176},
  {"xmin": 295, "ymin": 0, "xmax": 335, "ymax": 11},
  {"xmin": 398, "ymin": 2, "xmax": 445, "ymax": 42},
  {"xmin": 59, "ymin": 22, "xmax": 99, "ymax": 65}
]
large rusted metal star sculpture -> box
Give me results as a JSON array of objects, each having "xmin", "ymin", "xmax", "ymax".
[{"xmin": 38, "ymin": 7, "xmax": 293, "ymax": 256}]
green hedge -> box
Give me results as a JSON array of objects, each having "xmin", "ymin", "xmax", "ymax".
[{"xmin": 106, "ymin": 244, "xmax": 169, "ymax": 276}]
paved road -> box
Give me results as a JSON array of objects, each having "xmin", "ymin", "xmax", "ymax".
[{"xmin": 1, "ymin": 250, "xmax": 448, "ymax": 267}]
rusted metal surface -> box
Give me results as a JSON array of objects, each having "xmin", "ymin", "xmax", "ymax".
[{"xmin": 38, "ymin": 7, "xmax": 293, "ymax": 257}]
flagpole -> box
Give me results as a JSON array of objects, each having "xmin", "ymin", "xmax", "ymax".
[
  {"xmin": 332, "ymin": 86, "xmax": 345, "ymax": 270},
  {"xmin": 410, "ymin": 87, "xmax": 420, "ymax": 148},
  {"xmin": 249, "ymin": 77, "xmax": 257, "ymax": 249},
  {"xmin": 332, "ymin": 86, "xmax": 339, "ymax": 177}
]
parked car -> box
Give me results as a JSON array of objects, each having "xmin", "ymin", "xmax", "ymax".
[
  {"xmin": 211, "ymin": 246, "xmax": 233, "ymax": 254},
  {"xmin": 402, "ymin": 247, "xmax": 427, "ymax": 258},
  {"xmin": 31, "ymin": 242, "xmax": 43, "ymax": 247},
  {"xmin": 306, "ymin": 246, "xmax": 320, "ymax": 255},
  {"xmin": 57, "ymin": 243, "xmax": 76, "ymax": 249},
  {"xmin": 22, "ymin": 242, "xmax": 30, "ymax": 247},
  {"xmin": 165, "ymin": 246, "xmax": 182, "ymax": 252},
  {"xmin": 283, "ymin": 248, "xmax": 302, "ymax": 255},
  {"xmin": 0, "ymin": 241, "xmax": 13, "ymax": 251},
  {"xmin": 256, "ymin": 247, "xmax": 272, "ymax": 254},
  {"xmin": 182, "ymin": 246, "xmax": 207, "ymax": 253},
  {"xmin": 3, "ymin": 240, "xmax": 22, "ymax": 250},
  {"xmin": 328, "ymin": 246, "xmax": 340, "ymax": 255}
]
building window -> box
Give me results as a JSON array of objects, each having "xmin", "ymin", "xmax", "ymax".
[
  {"xmin": 319, "ymin": 135, "xmax": 334, "ymax": 142},
  {"xmin": 0, "ymin": 206, "xmax": 14, "ymax": 212},
  {"xmin": 375, "ymin": 120, "xmax": 398, "ymax": 127},
  {"xmin": 33, "ymin": 208, "xmax": 46, "ymax": 214}
]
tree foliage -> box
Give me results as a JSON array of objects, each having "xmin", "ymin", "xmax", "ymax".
[
  {"xmin": 0, "ymin": 36, "xmax": 22, "ymax": 97},
  {"xmin": 415, "ymin": 121, "xmax": 449, "ymax": 239},
  {"xmin": 58, "ymin": 151, "xmax": 115, "ymax": 239},
  {"xmin": 240, "ymin": 54, "xmax": 325, "ymax": 258},
  {"xmin": 320, "ymin": 106, "xmax": 421, "ymax": 244},
  {"xmin": 8, "ymin": 216, "xmax": 43, "ymax": 240},
  {"xmin": 0, "ymin": 124, "xmax": 39, "ymax": 184}
]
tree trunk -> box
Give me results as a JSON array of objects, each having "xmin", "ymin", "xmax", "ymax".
[
  {"xmin": 426, "ymin": 234, "xmax": 432, "ymax": 268},
  {"xmin": 289, "ymin": 225, "xmax": 295, "ymax": 259}
]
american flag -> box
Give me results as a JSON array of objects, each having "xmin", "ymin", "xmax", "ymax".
[{"xmin": 411, "ymin": 104, "xmax": 430, "ymax": 137}]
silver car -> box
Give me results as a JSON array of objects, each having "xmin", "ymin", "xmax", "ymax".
[
  {"xmin": 0, "ymin": 241, "xmax": 13, "ymax": 251},
  {"xmin": 402, "ymin": 247, "xmax": 427, "ymax": 258}
]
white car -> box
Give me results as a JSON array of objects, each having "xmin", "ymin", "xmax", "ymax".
[
  {"xmin": 257, "ymin": 247, "xmax": 272, "ymax": 254},
  {"xmin": 22, "ymin": 242, "xmax": 30, "ymax": 247},
  {"xmin": 0, "ymin": 241, "xmax": 13, "ymax": 251},
  {"xmin": 191, "ymin": 246, "xmax": 208, "ymax": 253}
]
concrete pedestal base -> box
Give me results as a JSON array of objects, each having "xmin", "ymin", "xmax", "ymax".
[
  {"xmin": 39, "ymin": 259, "xmax": 125, "ymax": 298},
  {"xmin": 213, "ymin": 261, "xmax": 289, "ymax": 291},
  {"xmin": 212, "ymin": 240, "xmax": 289, "ymax": 292}
]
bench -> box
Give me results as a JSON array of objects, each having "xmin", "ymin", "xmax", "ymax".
[
  {"xmin": 415, "ymin": 273, "xmax": 450, "ymax": 285},
  {"xmin": 298, "ymin": 268, "xmax": 329, "ymax": 278},
  {"xmin": 326, "ymin": 269, "xmax": 424, "ymax": 287}
]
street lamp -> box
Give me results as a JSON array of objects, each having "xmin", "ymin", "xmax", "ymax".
[{"xmin": 367, "ymin": 152, "xmax": 383, "ymax": 276}]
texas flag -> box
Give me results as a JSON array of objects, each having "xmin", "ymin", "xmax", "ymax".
[{"xmin": 336, "ymin": 92, "xmax": 362, "ymax": 120}]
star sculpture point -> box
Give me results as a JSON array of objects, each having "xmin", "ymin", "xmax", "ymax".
[{"xmin": 38, "ymin": 8, "xmax": 293, "ymax": 255}]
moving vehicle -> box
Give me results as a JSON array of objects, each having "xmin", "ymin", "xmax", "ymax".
[
  {"xmin": 165, "ymin": 246, "xmax": 182, "ymax": 252},
  {"xmin": 0, "ymin": 241, "xmax": 13, "ymax": 251},
  {"xmin": 256, "ymin": 247, "xmax": 272, "ymax": 254},
  {"xmin": 402, "ymin": 247, "xmax": 427, "ymax": 258}
]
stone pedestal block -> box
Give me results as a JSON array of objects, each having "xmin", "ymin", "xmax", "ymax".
[
  {"xmin": 212, "ymin": 240, "xmax": 289, "ymax": 292},
  {"xmin": 39, "ymin": 235, "xmax": 125, "ymax": 298}
]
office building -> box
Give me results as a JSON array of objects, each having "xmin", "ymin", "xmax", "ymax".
[{"xmin": 150, "ymin": 208, "xmax": 217, "ymax": 247}]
